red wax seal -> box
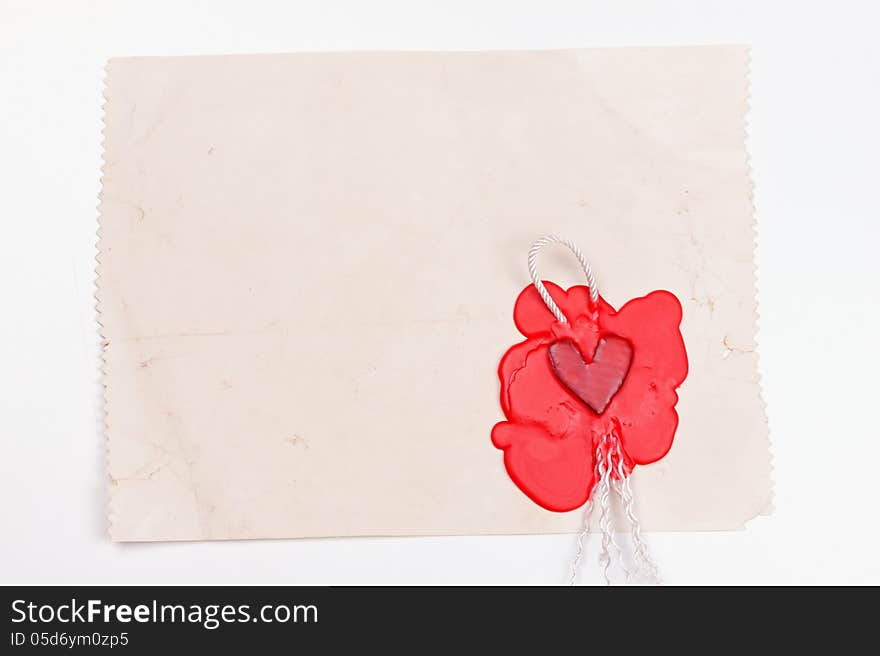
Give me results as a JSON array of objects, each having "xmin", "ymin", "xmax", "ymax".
[{"xmin": 492, "ymin": 282, "xmax": 688, "ymax": 512}]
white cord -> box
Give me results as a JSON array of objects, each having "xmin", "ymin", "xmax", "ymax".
[
  {"xmin": 596, "ymin": 434, "xmax": 631, "ymax": 585},
  {"xmin": 527, "ymin": 235, "xmax": 598, "ymax": 323},
  {"xmin": 612, "ymin": 437, "xmax": 661, "ymax": 584},
  {"xmin": 596, "ymin": 462, "xmax": 614, "ymax": 585},
  {"xmin": 569, "ymin": 498, "xmax": 593, "ymax": 586},
  {"xmin": 569, "ymin": 432, "xmax": 660, "ymax": 585}
]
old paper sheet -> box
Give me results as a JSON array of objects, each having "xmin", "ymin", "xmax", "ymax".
[{"xmin": 98, "ymin": 47, "xmax": 771, "ymax": 541}]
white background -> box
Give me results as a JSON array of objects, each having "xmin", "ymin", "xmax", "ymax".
[{"xmin": 1, "ymin": 0, "xmax": 878, "ymax": 585}]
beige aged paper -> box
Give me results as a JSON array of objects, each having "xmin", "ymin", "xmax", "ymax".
[{"xmin": 98, "ymin": 47, "xmax": 771, "ymax": 541}]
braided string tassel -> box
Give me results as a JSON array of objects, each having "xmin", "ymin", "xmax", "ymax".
[{"xmin": 569, "ymin": 431, "xmax": 660, "ymax": 585}]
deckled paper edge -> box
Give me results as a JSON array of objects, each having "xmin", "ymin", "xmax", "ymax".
[
  {"xmin": 96, "ymin": 60, "xmax": 113, "ymax": 540},
  {"xmin": 745, "ymin": 46, "xmax": 775, "ymax": 522}
]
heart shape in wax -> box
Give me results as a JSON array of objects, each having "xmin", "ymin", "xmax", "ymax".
[{"xmin": 548, "ymin": 335, "xmax": 633, "ymax": 415}]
